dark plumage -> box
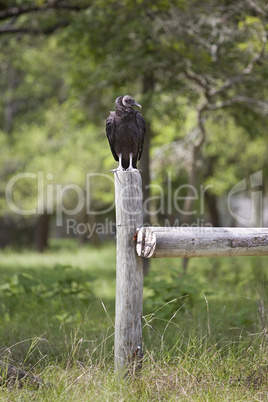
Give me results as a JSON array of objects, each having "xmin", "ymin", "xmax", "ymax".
[{"xmin": 106, "ymin": 95, "xmax": 146, "ymax": 171}]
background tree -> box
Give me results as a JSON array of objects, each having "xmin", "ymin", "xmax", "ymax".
[{"xmin": 0, "ymin": 0, "xmax": 267, "ymax": 251}]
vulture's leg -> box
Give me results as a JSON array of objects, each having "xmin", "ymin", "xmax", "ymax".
[
  {"xmin": 126, "ymin": 153, "xmax": 137, "ymax": 171},
  {"xmin": 110, "ymin": 154, "xmax": 125, "ymax": 172},
  {"xmin": 117, "ymin": 154, "xmax": 124, "ymax": 170}
]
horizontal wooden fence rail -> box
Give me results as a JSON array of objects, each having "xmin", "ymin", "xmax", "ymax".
[
  {"xmin": 113, "ymin": 170, "xmax": 268, "ymax": 375},
  {"xmin": 136, "ymin": 227, "xmax": 268, "ymax": 258}
]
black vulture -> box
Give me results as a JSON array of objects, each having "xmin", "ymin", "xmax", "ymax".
[{"xmin": 106, "ymin": 95, "xmax": 146, "ymax": 171}]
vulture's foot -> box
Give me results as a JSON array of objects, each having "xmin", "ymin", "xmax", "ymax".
[
  {"xmin": 127, "ymin": 168, "xmax": 142, "ymax": 172},
  {"xmin": 109, "ymin": 167, "xmax": 125, "ymax": 173},
  {"xmin": 126, "ymin": 167, "xmax": 139, "ymax": 172}
]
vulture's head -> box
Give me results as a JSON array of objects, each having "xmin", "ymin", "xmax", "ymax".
[
  {"xmin": 115, "ymin": 96, "xmax": 123, "ymax": 107},
  {"xmin": 122, "ymin": 95, "xmax": 142, "ymax": 109}
]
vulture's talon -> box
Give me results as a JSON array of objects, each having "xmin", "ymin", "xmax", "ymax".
[
  {"xmin": 126, "ymin": 167, "xmax": 138, "ymax": 172},
  {"xmin": 109, "ymin": 168, "xmax": 125, "ymax": 173}
]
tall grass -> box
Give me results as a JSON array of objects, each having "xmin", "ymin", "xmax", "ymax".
[
  {"xmin": 0, "ymin": 242, "xmax": 267, "ymax": 400},
  {"xmin": 1, "ymin": 330, "xmax": 267, "ymax": 400}
]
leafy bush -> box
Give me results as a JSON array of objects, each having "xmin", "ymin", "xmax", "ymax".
[
  {"xmin": 144, "ymin": 270, "xmax": 201, "ymax": 319},
  {"xmin": 0, "ymin": 264, "xmax": 95, "ymax": 326}
]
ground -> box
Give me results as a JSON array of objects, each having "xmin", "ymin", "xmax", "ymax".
[{"xmin": 0, "ymin": 240, "xmax": 267, "ymax": 400}]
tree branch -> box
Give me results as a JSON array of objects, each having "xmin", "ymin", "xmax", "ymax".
[
  {"xmin": 208, "ymin": 96, "xmax": 268, "ymax": 114},
  {"xmin": 0, "ymin": 1, "xmax": 56, "ymax": 20},
  {"xmin": 183, "ymin": 69, "xmax": 211, "ymax": 93},
  {"xmin": 184, "ymin": 33, "xmax": 267, "ymax": 103},
  {"xmin": 0, "ymin": 0, "xmax": 87, "ymax": 35},
  {"xmin": 0, "ymin": 1, "xmax": 84, "ymax": 21},
  {"xmin": 210, "ymin": 44, "xmax": 267, "ymax": 98},
  {"xmin": 0, "ymin": 21, "xmax": 70, "ymax": 35},
  {"xmin": 246, "ymin": 0, "xmax": 268, "ymax": 17}
]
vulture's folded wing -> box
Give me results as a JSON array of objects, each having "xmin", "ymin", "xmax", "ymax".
[
  {"xmin": 106, "ymin": 112, "xmax": 119, "ymax": 161},
  {"xmin": 136, "ymin": 112, "xmax": 146, "ymax": 161}
]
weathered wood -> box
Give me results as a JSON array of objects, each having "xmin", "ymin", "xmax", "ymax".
[
  {"xmin": 114, "ymin": 171, "xmax": 143, "ymax": 373},
  {"xmin": 136, "ymin": 227, "xmax": 268, "ymax": 258}
]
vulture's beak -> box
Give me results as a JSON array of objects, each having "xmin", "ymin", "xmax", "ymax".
[{"xmin": 135, "ymin": 102, "xmax": 142, "ymax": 109}]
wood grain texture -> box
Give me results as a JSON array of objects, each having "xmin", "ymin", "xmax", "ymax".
[
  {"xmin": 136, "ymin": 227, "xmax": 268, "ymax": 258},
  {"xmin": 114, "ymin": 171, "xmax": 143, "ymax": 373}
]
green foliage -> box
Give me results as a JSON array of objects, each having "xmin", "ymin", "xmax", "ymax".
[
  {"xmin": 144, "ymin": 270, "xmax": 200, "ymax": 318},
  {"xmin": 0, "ymin": 246, "xmax": 267, "ymax": 347},
  {"xmin": 0, "ymin": 263, "xmax": 95, "ymax": 332},
  {"xmin": 204, "ymin": 114, "xmax": 268, "ymax": 195},
  {"xmin": 0, "ymin": 0, "xmax": 267, "ymax": 235}
]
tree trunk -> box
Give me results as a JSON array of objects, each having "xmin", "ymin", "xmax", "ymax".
[
  {"xmin": 4, "ymin": 66, "xmax": 20, "ymax": 133},
  {"xmin": 35, "ymin": 213, "xmax": 50, "ymax": 252},
  {"xmin": 204, "ymin": 156, "xmax": 220, "ymax": 226},
  {"xmin": 204, "ymin": 192, "xmax": 220, "ymax": 226},
  {"xmin": 181, "ymin": 107, "xmax": 206, "ymax": 272}
]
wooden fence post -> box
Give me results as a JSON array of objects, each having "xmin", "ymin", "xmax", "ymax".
[{"xmin": 114, "ymin": 171, "xmax": 143, "ymax": 374}]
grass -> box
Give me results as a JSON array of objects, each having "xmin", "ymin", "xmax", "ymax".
[
  {"xmin": 0, "ymin": 334, "xmax": 267, "ymax": 400},
  {"xmin": 0, "ymin": 240, "xmax": 268, "ymax": 400}
]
